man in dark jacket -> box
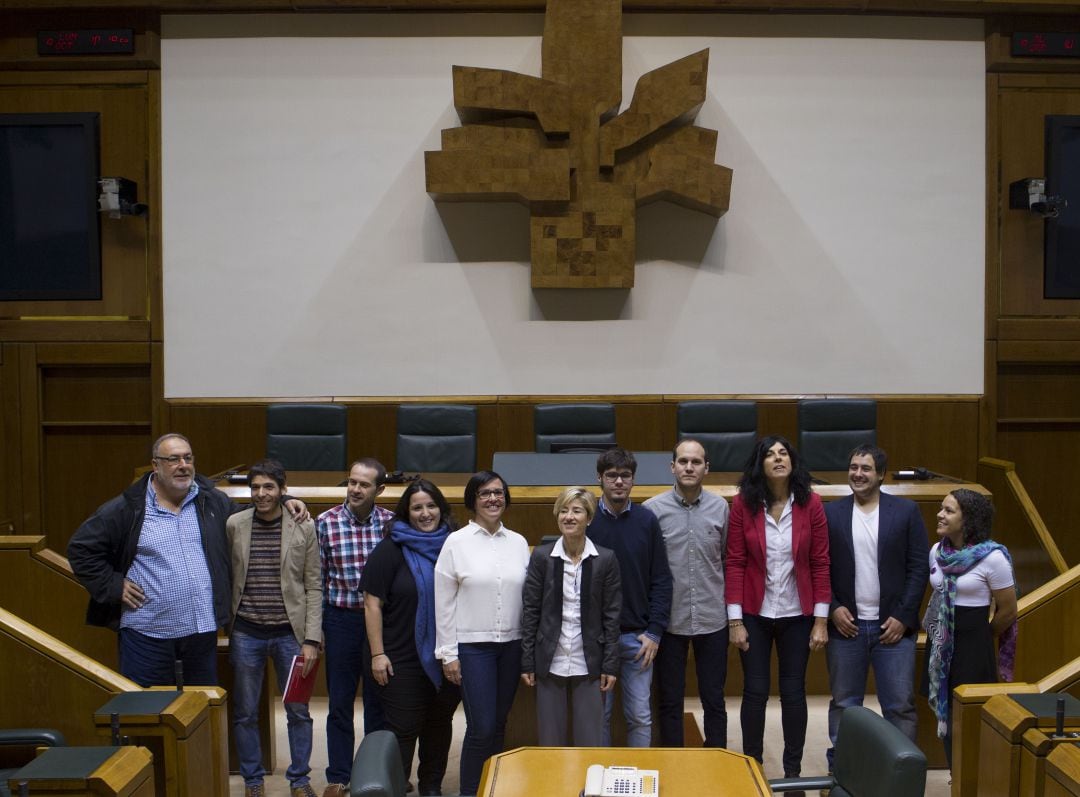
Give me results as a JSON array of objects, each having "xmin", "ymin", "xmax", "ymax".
[
  {"xmin": 68, "ymin": 432, "xmax": 304, "ymax": 687},
  {"xmin": 824, "ymin": 444, "xmax": 929, "ymax": 771}
]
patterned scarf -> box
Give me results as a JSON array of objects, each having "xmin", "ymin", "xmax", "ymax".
[
  {"xmin": 924, "ymin": 538, "xmax": 1018, "ymax": 737},
  {"xmin": 390, "ymin": 520, "xmax": 451, "ymax": 688}
]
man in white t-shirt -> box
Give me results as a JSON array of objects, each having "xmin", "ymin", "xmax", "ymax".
[{"xmin": 824, "ymin": 444, "xmax": 929, "ymax": 771}]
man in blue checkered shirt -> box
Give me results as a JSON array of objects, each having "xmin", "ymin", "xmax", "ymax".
[
  {"xmin": 68, "ymin": 433, "xmax": 307, "ymax": 687},
  {"xmin": 317, "ymin": 457, "xmax": 394, "ymax": 797}
]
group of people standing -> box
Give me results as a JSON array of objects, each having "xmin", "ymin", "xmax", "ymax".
[{"xmin": 67, "ymin": 431, "xmax": 1018, "ymax": 797}]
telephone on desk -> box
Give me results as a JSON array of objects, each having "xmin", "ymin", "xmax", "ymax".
[{"xmin": 582, "ymin": 765, "xmax": 659, "ymax": 797}]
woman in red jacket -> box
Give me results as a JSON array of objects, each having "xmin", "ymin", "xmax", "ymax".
[{"xmin": 725, "ymin": 435, "xmax": 830, "ymax": 780}]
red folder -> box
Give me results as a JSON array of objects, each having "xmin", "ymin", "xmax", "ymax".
[{"xmin": 282, "ymin": 655, "xmax": 320, "ymax": 705}]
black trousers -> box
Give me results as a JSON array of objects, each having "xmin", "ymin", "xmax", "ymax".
[
  {"xmin": 378, "ymin": 665, "xmax": 461, "ymax": 794},
  {"xmin": 738, "ymin": 614, "xmax": 812, "ymax": 777},
  {"xmin": 656, "ymin": 628, "xmax": 729, "ymax": 747}
]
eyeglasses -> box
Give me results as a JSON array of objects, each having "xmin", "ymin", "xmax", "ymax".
[
  {"xmin": 477, "ymin": 488, "xmax": 505, "ymax": 499},
  {"xmin": 154, "ymin": 454, "xmax": 194, "ymax": 465},
  {"xmin": 602, "ymin": 471, "xmax": 634, "ymax": 483}
]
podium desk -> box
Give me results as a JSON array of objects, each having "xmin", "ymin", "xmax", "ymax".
[
  {"xmin": 1047, "ymin": 743, "xmax": 1080, "ymax": 797},
  {"xmin": 93, "ymin": 690, "xmax": 213, "ymax": 797},
  {"xmin": 477, "ymin": 746, "xmax": 771, "ymax": 796},
  {"xmin": 979, "ymin": 693, "xmax": 1080, "ymax": 797},
  {"xmin": 9, "ymin": 745, "xmax": 154, "ymax": 797}
]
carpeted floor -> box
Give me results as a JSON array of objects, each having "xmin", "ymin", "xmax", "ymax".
[{"xmin": 229, "ymin": 695, "xmax": 950, "ymax": 796}]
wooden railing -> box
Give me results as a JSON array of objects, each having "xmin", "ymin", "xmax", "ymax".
[
  {"xmin": 978, "ymin": 458, "xmax": 1067, "ymax": 595},
  {"xmin": 0, "ymin": 535, "xmax": 118, "ymax": 669}
]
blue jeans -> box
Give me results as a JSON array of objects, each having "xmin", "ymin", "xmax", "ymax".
[
  {"xmin": 602, "ymin": 632, "xmax": 654, "ymax": 748},
  {"xmin": 230, "ymin": 630, "xmax": 313, "ymax": 788},
  {"xmin": 323, "ymin": 605, "xmax": 386, "ymax": 785},
  {"xmin": 457, "ymin": 640, "xmax": 521, "ymax": 796},
  {"xmin": 826, "ymin": 620, "xmax": 916, "ymax": 769},
  {"xmin": 118, "ymin": 628, "xmax": 218, "ymax": 687}
]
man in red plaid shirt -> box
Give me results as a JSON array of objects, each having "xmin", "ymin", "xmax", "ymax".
[{"xmin": 317, "ymin": 458, "xmax": 394, "ymax": 797}]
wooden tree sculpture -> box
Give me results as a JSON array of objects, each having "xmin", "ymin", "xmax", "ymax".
[{"xmin": 424, "ymin": 0, "xmax": 732, "ymax": 289}]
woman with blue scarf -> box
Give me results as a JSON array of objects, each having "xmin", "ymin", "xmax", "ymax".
[
  {"xmin": 362, "ymin": 479, "xmax": 460, "ymax": 796},
  {"xmin": 922, "ymin": 488, "xmax": 1017, "ymax": 769}
]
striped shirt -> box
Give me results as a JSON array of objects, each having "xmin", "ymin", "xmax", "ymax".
[
  {"xmin": 236, "ymin": 513, "xmax": 289, "ymax": 628},
  {"xmin": 121, "ymin": 480, "xmax": 217, "ymax": 638},
  {"xmin": 317, "ymin": 503, "xmax": 394, "ymax": 609}
]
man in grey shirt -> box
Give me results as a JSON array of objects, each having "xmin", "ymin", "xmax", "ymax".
[{"xmin": 643, "ymin": 438, "xmax": 730, "ymax": 747}]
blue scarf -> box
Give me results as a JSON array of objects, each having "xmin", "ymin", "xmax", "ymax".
[
  {"xmin": 389, "ymin": 519, "xmax": 451, "ymax": 688},
  {"xmin": 924, "ymin": 538, "xmax": 1017, "ymax": 737}
]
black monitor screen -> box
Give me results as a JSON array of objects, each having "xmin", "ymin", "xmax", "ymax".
[
  {"xmin": 0, "ymin": 112, "xmax": 102, "ymax": 301},
  {"xmin": 1045, "ymin": 115, "xmax": 1080, "ymax": 300}
]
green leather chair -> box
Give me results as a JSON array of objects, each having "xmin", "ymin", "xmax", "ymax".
[
  {"xmin": 396, "ymin": 404, "xmax": 477, "ymax": 473},
  {"xmin": 534, "ymin": 402, "xmax": 616, "ymax": 453},
  {"xmin": 797, "ymin": 398, "xmax": 877, "ymax": 472},
  {"xmin": 0, "ymin": 729, "xmax": 66, "ymax": 797},
  {"xmin": 769, "ymin": 706, "xmax": 927, "ymax": 797},
  {"xmin": 676, "ymin": 400, "xmax": 758, "ymax": 471},
  {"xmin": 266, "ymin": 403, "xmax": 347, "ymax": 471},
  {"xmin": 350, "ymin": 730, "xmax": 405, "ymax": 797}
]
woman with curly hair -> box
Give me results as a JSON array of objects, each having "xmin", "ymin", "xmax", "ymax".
[
  {"xmin": 923, "ymin": 488, "xmax": 1017, "ymax": 768},
  {"xmin": 725, "ymin": 435, "xmax": 830, "ymax": 780}
]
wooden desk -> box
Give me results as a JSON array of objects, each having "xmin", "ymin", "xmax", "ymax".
[
  {"xmin": 477, "ymin": 746, "xmax": 771, "ymax": 796},
  {"xmin": 979, "ymin": 693, "xmax": 1080, "ymax": 797},
  {"xmin": 9, "ymin": 745, "xmax": 155, "ymax": 797},
  {"xmin": 1047, "ymin": 743, "xmax": 1080, "ymax": 797},
  {"xmin": 218, "ymin": 470, "xmax": 984, "ymax": 545},
  {"xmin": 93, "ymin": 690, "xmax": 214, "ymax": 797}
]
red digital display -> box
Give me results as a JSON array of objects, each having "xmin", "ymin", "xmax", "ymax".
[
  {"xmin": 37, "ymin": 29, "xmax": 135, "ymax": 56},
  {"xmin": 1012, "ymin": 32, "xmax": 1080, "ymax": 58}
]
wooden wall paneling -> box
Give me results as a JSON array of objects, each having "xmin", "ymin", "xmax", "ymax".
[
  {"xmin": 998, "ymin": 424, "xmax": 1080, "ymax": 565},
  {"xmin": 16, "ymin": 345, "xmax": 42, "ymax": 535},
  {"xmin": 43, "ymin": 427, "xmax": 152, "ymax": 554},
  {"xmin": 977, "ymin": 458, "xmax": 1064, "ymax": 593},
  {"xmin": 997, "ymin": 74, "xmax": 1080, "ymax": 317},
  {"xmin": 29, "ymin": 343, "xmax": 153, "ymax": 553},
  {"xmin": 8, "ymin": 0, "xmax": 1080, "ymax": 14},
  {"xmin": 755, "ymin": 399, "xmax": 797, "ymax": 442},
  {"xmin": 168, "ymin": 404, "xmax": 267, "ymax": 477},
  {"xmin": 0, "ymin": 538, "xmax": 118, "ymax": 668},
  {"xmin": 148, "ymin": 69, "xmax": 164, "ymax": 341},
  {"xmin": 495, "ymin": 402, "xmax": 534, "ymax": 452},
  {"xmin": 0, "ymin": 345, "xmax": 21, "ymax": 530},
  {"xmin": 0, "ymin": 73, "xmax": 152, "ymax": 322},
  {"xmin": 347, "ymin": 404, "xmax": 397, "ymax": 469},
  {"xmin": 475, "ymin": 403, "xmax": 499, "ymax": 471},
  {"xmin": 1012, "ymin": 569, "xmax": 1080, "ymax": 684},
  {"xmin": 151, "ymin": 342, "xmax": 170, "ymax": 437},
  {"xmin": 982, "ymin": 339, "xmax": 998, "ymax": 459},
  {"xmin": 877, "ymin": 399, "xmax": 980, "ymax": 481},
  {"xmin": 614, "ymin": 401, "xmax": 673, "ymax": 452},
  {"xmin": 998, "ymin": 363, "xmax": 1080, "ymax": 420}
]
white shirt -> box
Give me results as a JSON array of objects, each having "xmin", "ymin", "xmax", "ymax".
[
  {"xmin": 548, "ymin": 536, "xmax": 599, "ymax": 678},
  {"xmin": 434, "ymin": 520, "xmax": 530, "ymax": 663},
  {"xmin": 852, "ymin": 503, "xmax": 881, "ymax": 621},
  {"xmin": 760, "ymin": 496, "xmax": 802, "ymax": 619},
  {"xmin": 928, "ymin": 544, "xmax": 1014, "ymax": 606}
]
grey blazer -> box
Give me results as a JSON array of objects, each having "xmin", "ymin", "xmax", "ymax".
[
  {"xmin": 226, "ymin": 507, "xmax": 323, "ymax": 645},
  {"xmin": 520, "ymin": 542, "xmax": 621, "ymax": 679}
]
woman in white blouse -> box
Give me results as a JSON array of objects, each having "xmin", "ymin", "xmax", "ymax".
[
  {"xmin": 434, "ymin": 470, "xmax": 530, "ymax": 796},
  {"xmin": 923, "ymin": 488, "xmax": 1017, "ymax": 769}
]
